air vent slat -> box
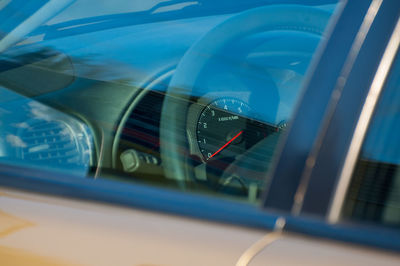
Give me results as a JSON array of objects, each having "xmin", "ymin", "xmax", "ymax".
[{"xmin": 20, "ymin": 120, "xmax": 81, "ymax": 166}]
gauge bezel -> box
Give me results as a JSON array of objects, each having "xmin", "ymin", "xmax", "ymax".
[{"xmin": 186, "ymin": 91, "xmax": 250, "ymax": 163}]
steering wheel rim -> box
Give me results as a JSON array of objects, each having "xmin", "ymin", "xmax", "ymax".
[{"xmin": 160, "ymin": 5, "xmax": 331, "ymax": 188}]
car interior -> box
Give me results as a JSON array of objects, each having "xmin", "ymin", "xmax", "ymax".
[
  {"xmin": 0, "ymin": 0, "xmax": 400, "ymax": 248},
  {"xmin": 0, "ymin": 1, "xmax": 337, "ymax": 203}
]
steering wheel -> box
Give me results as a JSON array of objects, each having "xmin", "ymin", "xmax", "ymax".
[{"xmin": 160, "ymin": 5, "xmax": 331, "ymax": 189}]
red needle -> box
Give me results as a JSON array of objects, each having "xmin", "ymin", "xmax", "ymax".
[{"xmin": 208, "ymin": 130, "xmax": 243, "ymax": 160}]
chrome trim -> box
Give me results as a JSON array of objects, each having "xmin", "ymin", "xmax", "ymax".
[
  {"xmin": 327, "ymin": 17, "xmax": 400, "ymax": 224},
  {"xmin": 291, "ymin": 0, "xmax": 383, "ymax": 215},
  {"xmin": 236, "ymin": 217, "xmax": 285, "ymax": 266}
]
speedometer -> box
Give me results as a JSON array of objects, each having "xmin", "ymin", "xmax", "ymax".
[{"xmin": 196, "ymin": 98, "xmax": 251, "ymax": 160}]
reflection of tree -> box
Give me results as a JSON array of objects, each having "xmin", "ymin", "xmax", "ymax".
[
  {"xmin": 0, "ymin": 45, "xmax": 153, "ymax": 98},
  {"xmin": 70, "ymin": 55, "xmax": 148, "ymax": 88},
  {"xmin": 35, "ymin": 0, "xmax": 278, "ymax": 39},
  {"xmin": 0, "ymin": 48, "xmax": 74, "ymax": 97}
]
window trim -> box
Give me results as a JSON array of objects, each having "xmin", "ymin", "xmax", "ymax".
[
  {"xmin": 328, "ymin": 15, "xmax": 400, "ymax": 224},
  {"xmin": 1, "ymin": 162, "xmax": 400, "ymax": 252},
  {"xmin": 294, "ymin": 0, "xmax": 400, "ymax": 216},
  {"xmin": 262, "ymin": 0, "xmax": 373, "ymax": 212},
  {"xmin": 0, "ymin": 162, "xmax": 280, "ymax": 229}
]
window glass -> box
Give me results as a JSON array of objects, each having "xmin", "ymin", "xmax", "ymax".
[
  {"xmin": 343, "ymin": 52, "xmax": 400, "ymax": 227},
  {"xmin": 0, "ymin": 0, "xmax": 339, "ymax": 203}
]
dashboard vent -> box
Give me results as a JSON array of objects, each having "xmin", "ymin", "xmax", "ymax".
[
  {"xmin": 19, "ymin": 120, "xmax": 81, "ymax": 166},
  {"xmin": 120, "ymin": 91, "xmax": 164, "ymax": 152}
]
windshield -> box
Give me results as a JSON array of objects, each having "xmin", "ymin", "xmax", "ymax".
[{"xmin": 0, "ymin": 0, "xmax": 339, "ymax": 203}]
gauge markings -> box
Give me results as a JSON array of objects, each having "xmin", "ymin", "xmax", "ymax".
[{"xmin": 196, "ymin": 98, "xmax": 250, "ymax": 160}]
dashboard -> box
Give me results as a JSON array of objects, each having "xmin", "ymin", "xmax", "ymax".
[{"xmin": 0, "ymin": 3, "xmax": 336, "ymax": 198}]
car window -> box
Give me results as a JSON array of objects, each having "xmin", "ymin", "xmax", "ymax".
[
  {"xmin": 343, "ymin": 51, "xmax": 400, "ymax": 227},
  {"xmin": 0, "ymin": 0, "xmax": 340, "ymax": 204}
]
